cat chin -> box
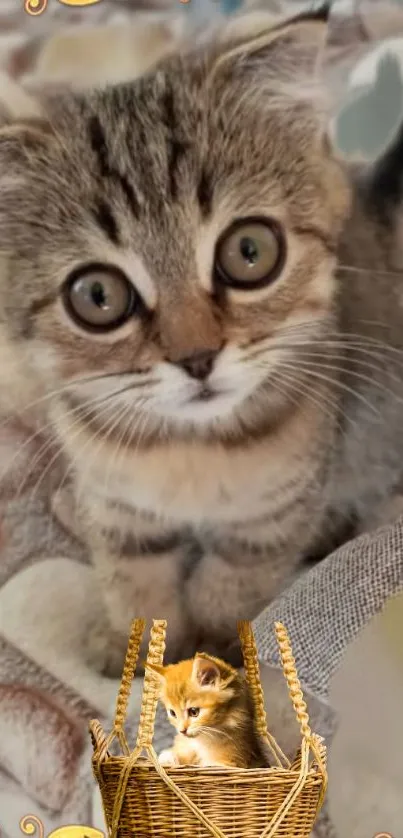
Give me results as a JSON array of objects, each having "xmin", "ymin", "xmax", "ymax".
[{"xmin": 155, "ymin": 390, "xmax": 245, "ymax": 427}]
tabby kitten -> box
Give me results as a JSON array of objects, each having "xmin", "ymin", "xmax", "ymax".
[
  {"xmin": 1, "ymin": 8, "xmax": 403, "ymax": 675},
  {"xmin": 147, "ymin": 652, "xmax": 265, "ymax": 768}
]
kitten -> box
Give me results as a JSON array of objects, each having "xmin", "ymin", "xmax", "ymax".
[
  {"xmin": 1, "ymin": 7, "xmax": 403, "ymax": 676},
  {"xmin": 146, "ymin": 652, "xmax": 266, "ymax": 768}
]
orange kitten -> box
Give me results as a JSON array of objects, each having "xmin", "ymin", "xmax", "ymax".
[{"xmin": 146, "ymin": 653, "xmax": 266, "ymax": 769}]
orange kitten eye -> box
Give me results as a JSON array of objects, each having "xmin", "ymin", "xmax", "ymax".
[
  {"xmin": 169, "ymin": 709, "xmax": 176, "ymax": 717},
  {"xmin": 62, "ymin": 262, "xmax": 139, "ymax": 333},
  {"xmin": 215, "ymin": 217, "xmax": 285, "ymax": 290},
  {"xmin": 187, "ymin": 707, "xmax": 200, "ymax": 717}
]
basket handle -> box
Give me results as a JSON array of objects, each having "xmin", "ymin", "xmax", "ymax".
[
  {"xmin": 135, "ymin": 618, "xmax": 167, "ymax": 751},
  {"xmin": 275, "ymin": 621, "xmax": 312, "ymax": 741},
  {"xmin": 237, "ymin": 620, "xmax": 289, "ymax": 768},
  {"xmin": 89, "ymin": 618, "xmax": 145, "ymax": 757},
  {"xmin": 113, "ymin": 618, "xmax": 146, "ymax": 738},
  {"xmin": 275, "ymin": 621, "xmax": 327, "ymax": 791},
  {"xmin": 256, "ymin": 624, "xmax": 328, "ymax": 838},
  {"xmin": 99, "ymin": 620, "xmax": 167, "ymax": 837}
]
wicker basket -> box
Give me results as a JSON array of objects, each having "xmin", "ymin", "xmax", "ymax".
[{"xmin": 90, "ymin": 619, "xmax": 327, "ymax": 838}]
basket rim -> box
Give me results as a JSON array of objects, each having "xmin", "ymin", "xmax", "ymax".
[{"xmin": 93, "ymin": 753, "xmax": 326, "ymax": 778}]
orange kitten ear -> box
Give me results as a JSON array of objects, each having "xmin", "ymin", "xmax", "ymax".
[
  {"xmin": 192, "ymin": 654, "xmax": 237, "ymax": 688},
  {"xmin": 192, "ymin": 656, "xmax": 220, "ymax": 688},
  {"xmin": 144, "ymin": 662, "xmax": 166, "ymax": 684}
]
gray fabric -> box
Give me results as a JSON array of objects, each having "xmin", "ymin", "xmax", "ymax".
[
  {"xmin": 251, "ymin": 516, "xmax": 403, "ymax": 836},
  {"xmin": 139, "ymin": 516, "xmax": 403, "ymax": 837},
  {"xmin": 253, "ymin": 516, "xmax": 403, "ymax": 701},
  {"xmin": 128, "ymin": 516, "xmax": 403, "ymax": 742}
]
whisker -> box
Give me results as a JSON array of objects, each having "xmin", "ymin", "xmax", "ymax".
[
  {"xmin": 290, "ymin": 358, "xmax": 403, "ymax": 410},
  {"xmin": 43, "ymin": 403, "xmax": 132, "ymax": 554},
  {"xmin": 0, "ymin": 419, "xmax": 57, "ymax": 494},
  {"xmin": 22, "ymin": 403, "xmax": 110, "ymax": 515},
  {"xmin": 0, "ymin": 370, "xmax": 155, "ymax": 436},
  {"xmin": 254, "ymin": 348, "xmax": 381, "ymax": 419},
  {"xmin": 10, "ymin": 387, "xmax": 135, "ymax": 500},
  {"xmin": 100, "ymin": 404, "xmax": 139, "ymax": 554},
  {"xmin": 268, "ymin": 368, "xmax": 351, "ymax": 433},
  {"xmin": 337, "ymin": 264, "xmax": 403, "ymax": 280},
  {"xmin": 72, "ymin": 394, "xmax": 152, "ymax": 521},
  {"xmin": 272, "ymin": 361, "xmax": 380, "ymax": 418},
  {"xmin": 195, "ymin": 725, "xmax": 237, "ymax": 743},
  {"xmin": 279, "ymin": 350, "xmax": 403, "ymax": 389},
  {"xmin": 26, "ymin": 399, "xmax": 133, "ymax": 541},
  {"xmin": 247, "ymin": 334, "xmax": 403, "ymax": 365},
  {"xmin": 251, "ymin": 344, "xmax": 399, "ymax": 377},
  {"xmin": 50, "ymin": 400, "xmax": 138, "ymax": 552}
]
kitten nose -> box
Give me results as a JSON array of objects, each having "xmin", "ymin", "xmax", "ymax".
[
  {"xmin": 180, "ymin": 728, "xmax": 188, "ymax": 736},
  {"xmin": 179, "ymin": 350, "xmax": 217, "ymax": 381}
]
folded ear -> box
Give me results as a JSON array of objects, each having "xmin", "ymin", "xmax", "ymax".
[
  {"xmin": 207, "ymin": 4, "xmax": 329, "ymax": 86},
  {"xmin": 0, "ymin": 74, "xmax": 54, "ymax": 169},
  {"xmin": 192, "ymin": 653, "xmax": 237, "ymax": 688},
  {"xmin": 0, "ymin": 73, "xmax": 44, "ymax": 127}
]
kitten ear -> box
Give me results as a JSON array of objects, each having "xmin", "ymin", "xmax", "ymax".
[
  {"xmin": 145, "ymin": 662, "xmax": 166, "ymax": 684},
  {"xmin": 0, "ymin": 73, "xmax": 44, "ymax": 127},
  {"xmin": 208, "ymin": 5, "xmax": 329, "ymax": 83},
  {"xmin": 192, "ymin": 656, "xmax": 221, "ymax": 688},
  {"xmin": 0, "ymin": 76, "xmax": 54, "ymax": 169},
  {"xmin": 192, "ymin": 654, "xmax": 237, "ymax": 689}
]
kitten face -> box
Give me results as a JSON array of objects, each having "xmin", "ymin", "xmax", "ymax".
[
  {"xmin": 147, "ymin": 653, "xmax": 239, "ymax": 738},
  {"xmin": 0, "ymin": 11, "xmax": 350, "ymax": 447}
]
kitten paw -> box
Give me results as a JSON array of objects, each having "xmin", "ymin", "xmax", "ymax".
[{"xmin": 158, "ymin": 749, "xmax": 178, "ymax": 767}]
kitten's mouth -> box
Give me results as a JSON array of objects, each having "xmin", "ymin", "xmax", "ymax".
[
  {"xmin": 190, "ymin": 386, "xmax": 217, "ymax": 403},
  {"xmin": 154, "ymin": 378, "xmax": 244, "ymax": 426},
  {"xmin": 189, "ymin": 381, "xmax": 237, "ymax": 404}
]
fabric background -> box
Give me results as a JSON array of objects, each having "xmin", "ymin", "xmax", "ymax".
[{"xmin": 0, "ymin": 1, "xmax": 403, "ymax": 836}]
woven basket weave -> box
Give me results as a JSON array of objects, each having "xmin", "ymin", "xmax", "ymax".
[{"xmin": 89, "ymin": 619, "xmax": 327, "ymax": 838}]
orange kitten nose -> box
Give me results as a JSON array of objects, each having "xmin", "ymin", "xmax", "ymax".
[{"xmin": 180, "ymin": 728, "xmax": 188, "ymax": 736}]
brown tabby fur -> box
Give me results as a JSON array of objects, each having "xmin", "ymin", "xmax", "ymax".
[
  {"xmin": 146, "ymin": 652, "xmax": 265, "ymax": 768},
  {"xmin": 0, "ymin": 10, "xmax": 403, "ymax": 675}
]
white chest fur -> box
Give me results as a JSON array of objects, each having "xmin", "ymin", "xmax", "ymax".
[
  {"xmin": 60, "ymin": 405, "xmax": 319, "ymax": 527},
  {"xmin": 82, "ymin": 441, "xmax": 275, "ymax": 523}
]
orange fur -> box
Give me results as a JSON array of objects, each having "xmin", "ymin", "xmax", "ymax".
[{"xmin": 146, "ymin": 653, "xmax": 265, "ymax": 768}]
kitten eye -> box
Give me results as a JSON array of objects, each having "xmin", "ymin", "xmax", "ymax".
[
  {"xmin": 215, "ymin": 217, "xmax": 285, "ymax": 290},
  {"xmin": 169, "ymin": 709, "xmax": 176, "ymax": 718},
  {"xmin": 187, "ymin": 707, "xmax": 200, "ymax": 718},
  {"xmin": 62, "ymin": 263, "xmax": 138, "ymax": 332}
]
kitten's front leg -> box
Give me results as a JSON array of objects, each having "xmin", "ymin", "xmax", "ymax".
[
  {"xmin": 158, "ymin": 749, "xmax": 179, "ymax": 767},
  {"xmin": 82, "ymin": 503, "xmax": 194, "ymax": 677},
  {"xmin": 162, "ymin": 736, "xmax": 199, "ymax": 766}
]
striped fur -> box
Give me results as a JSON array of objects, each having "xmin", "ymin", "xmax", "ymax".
[{"xmin": 1, "ymin": 9, "xmax": 403, "ymax": 675}]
